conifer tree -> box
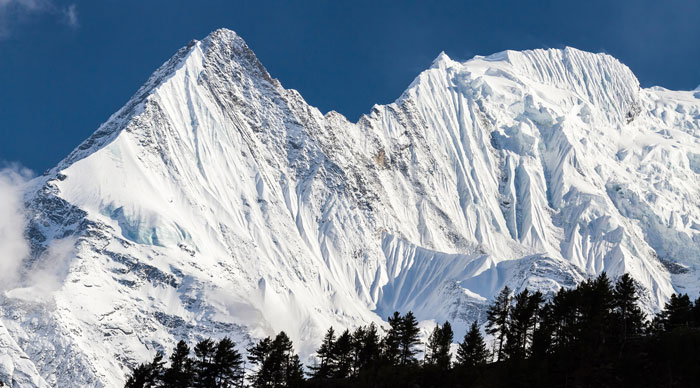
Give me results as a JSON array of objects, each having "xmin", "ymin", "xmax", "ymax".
[
  {"xmin": 213, "ymin": 337, "xmax": 244, "ymax": 387},
  {"xmin": 353, "ymin": 323, "xmax": 381, "ymax": 373},
  {"xmin": 383, "ymin": 312, "xmax": 403, "ymax": 365},
  {"xmin": 249, "ymin": 332, "xmax": 305, "ymax": 387},
  {"xmin": 425, "ymin": 321, "xmax": 453, "ymax": 370},
  {"xmin": 269, "ymin": 332, "xmax": 293, "ymax": 386},
  {"xmin": 436, "ymin": 321, "xmax": 454, "ymax": 369},
  {"xmin": 332, "ymin": 330, "xmax": 354, "ymax": 378},
  {"xmin": 425, "ymin": 325, "xmax": 441, "ymax": 367},
  {"xmin": 527, "ymin": 290, "xmax": 545, "ymax": 335},
  {"xmin": 504, "ymin": 289, "xmax": 543, "ymax": 359},
  {"xmin": 124, "ymin": 364, "xmax": 151, "ymax": 388},
  {"xmin": 581, "ymin": 273, "xmax": 615, "ymax": 339},
  {"xmin": 271, "ymin": 332, "xmax": 302, "ymax": 387},
  {"xmin": 124, "ymin": 352, "xmax": 165, "ymax": 388},
  {"xmin": 399, "ymin": 311, "xmax": 421, "ymax": 365},
  {"xmin": 531, "ymin": 303, "xmax": 555, "ymax": 359},
  {"xmin": 193, "ymin": 338, "xmax": 217, "ymax": 387},
  {"xmin": 486, "ymin": 286, "xmax": 511, "ymax": 361},
  {"xmin": 285, "ymin": 354, "xmax": 305, "ymax": 387},
  {"xmin": 504, "ymin": 289, "xmax": 531, "ymax": 359},
  {"xmin": 550, "ymin": 287, "xmax": 578, "ymax": 348},
  {"xmin": 613, "ymin": 273, "xmax": 646, "ymax": 339},
  {"xmin": 349, "ymin": 325, "xmax": 366, "ymax": 376},
  {"xmin": 248, "ymin": 337, "xmax": 273, "ymax": 388},
  {"xmin": 455, "ymin": 321, "xmax": 489, "ymax": 368},
  {"xmin": 309, "ymin": 327, "xmax": 337, "ymax": 379},
  {"xmin": 656, "ymin": 293, "xmax": 693, "ymax": 331},
  {"xmin": 162, "ymin": 340, "xmax": 193, "ymax": 388}
]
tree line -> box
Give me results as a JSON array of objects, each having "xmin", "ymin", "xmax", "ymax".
[{"xmin": 126, "ymin": 273, "xmax": 700, "ymax": 387}]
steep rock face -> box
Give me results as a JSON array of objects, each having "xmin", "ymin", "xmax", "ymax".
[{"xmin": 3, "ymin": 29, "xmax": 699, "ymax": 386}]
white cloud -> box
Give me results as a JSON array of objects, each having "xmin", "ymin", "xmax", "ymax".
[
  {"xmin": 0, "ymin": 0, "xmax": 49, "ymax": 11},
  {"xmin": 0, "ymin": 0, "xmax": 78, "ymax": 37},
  {"xmin": 0, "ymin": 164, "xmax": 33, "ymax": 290},
  {"xmin": 0, "ymin": 163, "xmax": 78, "ymax": 302},
  {"xmin": 62, "ymin": 3, "xmax": 77, "ymax": 28}
]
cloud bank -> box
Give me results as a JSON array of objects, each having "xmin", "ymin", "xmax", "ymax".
[
  {"xmin": 0, "ymin": 0, "xmax": 78, "ymax": 38},
  {"xmin": 0, "ymin": 164, "xmax": 78, "ymax": 301},
  {"xmin": 0, "ymin": 164, "xmax": 33, "ymax": 290}
]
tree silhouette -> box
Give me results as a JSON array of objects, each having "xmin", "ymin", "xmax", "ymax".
[
  {"xmin": 212, "ymin": 337, "xmax": 243, "ymax": 387},
  {"xmin": 613, "ymin": 273, "xmax": 645, "ymax": 340},
  {"xmin": 425, "ymin": 321, "xmax": 453, "ymax": 370},
  {"xmin": 456, "ymin": 321, "xmax": 489, "ymax": 368},
  {"xmin": 309, "ymin": 327, "xmax": 337, "ymax": 379},
  {"xmin": 332, "ymin": 330, "xmax": 354, "ymax": 378},
  {"xmin": 162, "ymin": 341, "xmax": 193, "ymax": 387},
  {"xmin": 382, "ymin": 312, "xmax": 402, "ymax": 366},
  {"xmin": 399, "ymin": 311, "xmax": 421, "ymax": 365},
  {"xmin": 124, "ymin": 352, "xmax": 164, "ymax": 388},
  {"xmin": 352, "ymin": 323, "xmax": 381, "ymax": 374},
  {"xmin": 486, "ymin": 286, "xmax": 511, "ymax": 361}
]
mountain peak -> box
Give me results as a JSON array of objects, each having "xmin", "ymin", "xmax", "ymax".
[
  {"xmin": 430, "ymin": 51, "xmax": 453, "ymax": 69},
  {"xmin": 201, "ymin": 27, "xmax": 244, "ymax": 47},
  {"xmin": 401, "ymin": 46, "xmax": 641, "ymax": 125},
  {"xmin": 55, "ymin": 28, "xmax": 277, "ymax": 172}
]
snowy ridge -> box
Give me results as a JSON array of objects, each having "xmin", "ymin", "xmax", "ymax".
[
  {"xmin": 2, "ymin": 29, "xmax": 699, "ymax": 386},
  {"xmin": 491, "ymin": 47, "xmax": 641, "ymax": 122}
]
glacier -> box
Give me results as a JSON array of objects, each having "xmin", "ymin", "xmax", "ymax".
[{"xmin": 1, "ymin": 28, "xmax": 699, "ymax": 386}]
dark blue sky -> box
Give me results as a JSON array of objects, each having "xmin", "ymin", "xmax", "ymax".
[{"xmin": 2, "ymin": 0, "xmax": 699, "ymax": 173}]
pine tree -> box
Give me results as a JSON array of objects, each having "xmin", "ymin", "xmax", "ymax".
[
  {"xmin": 455, "ymin": 321, "xmax": 489, "ymax": 368},
  {"xmin": 425, "ymin": 325, "xmax": 441, "ymax": 367},
  {"xmin": 504, "ymin": 289, "xmax": 543, "ymax": 359},
  {"xmin": 486, "ymin": 286, "xmax": 511, "ymax": 361},
  {"xmin": 531, "ymin": 303, "xmax": 555, "ymax": 359},
  {"xmin": 125, "ymin": 352, "xmax": 165, "ymax": 388},
  {"xmin": 309, "ymin": 327, "xmax": 337, "ymax": 379},
  {"xmin": 425, "ymin": 321, "xmax": 453, "ymax": 370},
  {"xmin": 425, "ymin": 327, "xmax": 438, "ymax": 367},
  {"xmin": 399, "ymin": 311, "xmax": 421, "ymax": 365},
  {"xmin": 550, "ymin": 287, "xmax": 578, "ymax": 348},
  {"xmin": 353, "ymin": 323, "xmax": 381, "ymax": 373},
  {"xmin": 383, "ymin": 312, "xmax": 403, "ymax": 365},
  {"xmin": 124, "ymin": 364, "xmax": 152, "ymax": 388},
  {"xmin": 248, "ymin": 337, "xmax": 273, "ymax": 388},
  {"xmin": 162, "ymin": 340, "xmax": 193, "ymax": 388},
  {"xmin": 269, "ymin": 332, "xmax": 293, "ymax": 386},
  {"xmin": 193, "ymin": 338, "xmax": 217, "ymax": 387},
  {"xmin": 249, "ymin": 332, "xmax": 305, "ymax": 387},
  {"xmin": 613, "ymin": 273, "xmax": 646, "ymax": 340},
  {"xmin": 285, "ymin": 354, "xmax": 305, "ymax": 387},
  {"xmin": 657, "ymin": 293, "xmax": 694, "ymax": 331},
  {"xmin": 349, "ymin": 325, "xmax": 366, "ymax": 376},
  {"xmin": 332, "ymin": 330, "xmax": 354, "ymax": 378},
  {"xmin": 504, "ymin": 289, "xmax": 530, "ymax": 359},
  {"xmin": 213, "ymin": 337, "xmax": 243, "ymax": 387},
  {"xmin": 527, "ymin": 291, "xmax": 545, "ymax": 336},
  {"xmin": 272, "ymin": 331, "xmax": 301, "ymax": 387},
  {"xmin": 436, "ymin": 321, "xmax": 454, "ymax": 370},
  {"xmin": 580, "ymin": 273, "xmax": 615, "ymax": 340}
]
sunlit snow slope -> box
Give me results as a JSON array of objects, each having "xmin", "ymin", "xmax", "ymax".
[{"xmin": 4, "ymin": 29, "xmax": 700, "ymax": 386}]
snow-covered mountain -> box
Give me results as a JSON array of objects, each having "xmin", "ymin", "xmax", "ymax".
[{"xmin": 2, "ymin": 28, "xmax": 700, "ymax": 386}]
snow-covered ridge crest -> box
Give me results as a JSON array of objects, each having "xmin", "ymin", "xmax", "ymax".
[
  {"xmin": 55, "ymin": 28, "xmax": 273, "ymax": 172},
  {"xmin": 406, "ymin": 46, "xmax": 640, "ymax": 125},
  {"xmin": 5, "ymin": 28, "xmax": 700, "ymax": 387}
]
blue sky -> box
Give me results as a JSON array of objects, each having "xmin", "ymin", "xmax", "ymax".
[{"xmin": 1, "ymin": 0, "xmax": 699, "ymax": 173}]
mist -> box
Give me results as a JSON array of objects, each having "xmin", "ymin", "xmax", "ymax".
[{"xmin": 0, "ymin": 164, "xmax": 33, "ymax": 290}]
